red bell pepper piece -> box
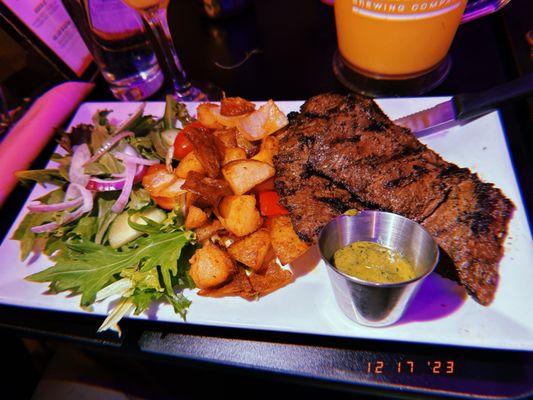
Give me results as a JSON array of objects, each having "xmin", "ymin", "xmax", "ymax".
[{"xmin": 258, "ymin": 190, "xmax": 289, "ymax": 216}]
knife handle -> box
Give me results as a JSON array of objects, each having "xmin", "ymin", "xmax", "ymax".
[{"xmin": 453, "ymin": 73, "xmax": 533, "ymax": 120}]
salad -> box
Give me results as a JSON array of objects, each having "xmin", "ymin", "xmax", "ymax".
[{"xmin": 13, "ymin": 96, "xmax": 308, "ymax": 334}]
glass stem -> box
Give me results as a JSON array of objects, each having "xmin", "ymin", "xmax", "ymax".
[{"xmin": 143, "ymin": 7, "xmax": 191, "ymax": 95}]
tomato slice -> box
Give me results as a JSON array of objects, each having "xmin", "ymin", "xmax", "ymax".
[
  {"xmin": 258, "ymin": 191, "xmax": 289, "ymax": 216},
  {"xmin": 152, "ymin": 196, "xmax": 177, "ymax": 210},
  {"xmin": 142, "ymin": 164, "xmax": 174, "ymax": 196},
  {"xmin": 173, "ymin": 132, "xmax": 193, "ymax": 160},
  {"xmin": 173, "ymin": 121, "xmax": 209, "ymax": 160}
]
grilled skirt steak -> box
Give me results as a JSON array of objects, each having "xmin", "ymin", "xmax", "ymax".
[
  {"xmin": 275, "ymin": 93, "xmax": 514, "ymax": 305},
  {"xmin": 274, "ymin": 111, "xmax": 363, "ymax": 243}
]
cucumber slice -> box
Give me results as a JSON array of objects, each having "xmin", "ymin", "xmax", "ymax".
[{"xmin": 108, "ymin": 208, "xmax": 166, "ymax": 249}]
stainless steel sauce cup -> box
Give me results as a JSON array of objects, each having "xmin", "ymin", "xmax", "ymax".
[{"xmin": 318, "ymin": 211, "xmax": 439, "ymax": 327}]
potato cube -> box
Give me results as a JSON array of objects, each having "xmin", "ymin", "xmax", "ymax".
[
  {"xmin": 194, "ymin": 219, "xmax": 224, "ymax": 242},
  {"xmin": 223, "ymin": 147, "xmax": 247, "ymax": 165},
  {"xmin": 252, "ymin": 136, "xmax": 279, "ymax": 166},
  {"xmin": 269, "ymin": 215, "xmax": 309, "ymax": 265},
  {"xmin": 175, "ymin": 151, "xmax": 205, "ymax": 179},
  {"xmin": 197, "ymin": 103, "xmax": 223, "ymax": 129},
  {"xmin": 189, "ymin": 241, "xmax": 236, "ymax": 289},
  {"xmin": 185, "ymin": 205, "xmax": 209, "ymax": 230},
  {"xmin": 222, "ymin": 159, "xmax": 275, "ymax": 195},
  {"xmin": 228, "ymin": 229, "xmax": 270, "ymax": 271},
  {"xmin": 218, "ymin": 195, "xmax": 263, "ymax": 237}
]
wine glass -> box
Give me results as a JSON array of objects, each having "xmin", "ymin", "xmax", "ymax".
[{"xmin": 122, "ymin": 0, "xmax": 221, "ymax": 101}]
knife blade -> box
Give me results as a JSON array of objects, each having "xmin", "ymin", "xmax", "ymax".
[{"xmin": 394, "ymin": 73, "xmax": 533, "ymax": 135}]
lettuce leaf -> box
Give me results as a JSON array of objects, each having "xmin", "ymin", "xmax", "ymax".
[
  {"xmin": 15, "ymin": 169, "xmax": 66, "ymax": 186},
  {"xmin": 12, "ymin": 188, "xmax": 66, "ymax": 260}
]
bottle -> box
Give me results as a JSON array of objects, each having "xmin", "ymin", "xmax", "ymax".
[{"xmin": 64, "ymin": 0, "xmax": 164, "ymax": 101}]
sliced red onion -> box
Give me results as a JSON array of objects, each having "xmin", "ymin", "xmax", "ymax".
[
  {"xmin": 87, "ymin": 165, "xmax": 146, "ymax": 192},
  {"xmin": 111, "ymin": 161, "xmax": 136, "ymax": 213},
  {"xmin": 70, "ymin": 183, "xmax": 94, "ymax": 213},
  {"xmin": 30, "ymin": 183, "xmax": 94, "ymax": 234},
  {"xmin": 69, "ymin": 144, "xmax": 91, "ymax": 186},
  {"xmin": 31, "ymin": 221, "xmax": 60, "ymax": 234},
  {"xmin": 28, "ymin": 197, "xmax": 83, "ymax": 213},
  {"xmin": 165, "ymin": 145, "xmax": 174, "ymax": 173},
  {"xmin": 114, "ymin": 152, "xmax": 159, "ymax": 166},
  {"xmin": 82, "ymin": 131, "xmax": 134, "ymax": 167}
]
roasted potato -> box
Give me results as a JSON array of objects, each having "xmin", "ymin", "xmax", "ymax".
[
  {"xmin": 222, "ymin": 159, "xmax": 275, "ymax": 195},
  {"xmin": 237, "ymin": 100, "xmax": 289, "ymax": 141},
  {"xmin": 213, "ymin": 127, "xmax": 238, "ymax": 148},
  {"xmin": 252, "ymin": 136, "xmax": 279, "ymax": 166},
  {"xmin": 185, "ymin": 205, "xmax": 209, "ymax": 230},
  {"xmin": 269, "ymin": 215, "xmax": 309, "ymax": 265},
  {"xmin": 196, "ymin": 103, "xmax": 244, "ymax": 128},
  {"xmin": 189, "ymin": 241, "xmax": 236, "ymax": 289},
  {"xmin": 220, "ymin": 97, "xmax": 255, "ymax": 116},
  {"xmin": 249, "ymin": 259, "xmax": 294, "ymax": 296},
  {"xmin": 228, "ymin": 229, "xmax": 271, "ymax": 271},
  {"xmin": 198, "ymin": 266, "xmax": 256, "ymax": 299},
  {"xmin": 194, "ymin": 219, "xmax": 225, "ymax": 242},
  {"xmin": 175, "ymin": 152, "xmax": 205, "ymax": 179},
  {"xmin": 197, "ymin": 103, "xmax": 223, "ymax": 129},
  {"xmin": 218, "ymin": 195, "xmax": 263, "ymax": 237},
  {"xmin": 223, "ymin": 147, "xmax": 247, "ymax": 165}
]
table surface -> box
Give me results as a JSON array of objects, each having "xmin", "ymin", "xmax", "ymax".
[{"xmin": 1, "ymin": 0, "xmax": 532, "ymax": 398}]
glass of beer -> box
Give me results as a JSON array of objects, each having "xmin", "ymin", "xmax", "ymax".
[
  {"xmin": 333, "ymin": 0, "xmax": 511, "ymax": 96},
  {"xmin": 122, "ymin": 0, "xmax": 221, "ymax": 100}
]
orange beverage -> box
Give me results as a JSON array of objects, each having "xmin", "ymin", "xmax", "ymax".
[
  {"xmin": 334, "ymin": 0, "xmax": 468, "ymax": 77},
  {"xmin": 122, "ymin": 0, "xmax": 168, "ymax": 11}
]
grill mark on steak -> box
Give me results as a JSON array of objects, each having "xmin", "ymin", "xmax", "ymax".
[
  {"xmin": 276, "ymin": 93, "xmax": 514, "ymax": 306},
  {"xmin": 273, "ymin": 109, "xmax": 363, "ymax": 243}
]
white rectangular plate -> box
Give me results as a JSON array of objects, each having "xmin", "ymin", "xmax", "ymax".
[{"xmin": 1, "ymin": 99, "xmax": 532, "ymax": 350}]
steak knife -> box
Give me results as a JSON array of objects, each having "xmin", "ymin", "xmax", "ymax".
[{"xmin": 394, "ymin": 73, "xmax": 533, "ymax": 136}]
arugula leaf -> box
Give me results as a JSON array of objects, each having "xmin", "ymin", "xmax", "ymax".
[
  {"xmin": 70, "ymin": 215, "xmax": 97, "ymax": 241},
  {"xmin": 16, "ymin": 169, "xmax": 66, "ymax": 186},
  {"xmin": 12, "ymin": 188, "xmax": 66, "ymax": 260},
  {"xmin": 165, "ymin": 293, "xmax": 191, "ymax": 319},
  {"xmin": 26, "ymin": 229, "xmax": 194, "ymax": 308}
]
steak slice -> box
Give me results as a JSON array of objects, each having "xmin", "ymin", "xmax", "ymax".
[
  {"xmin": 421, "ymin": 167, "xmax": 514, "ymax": 305},
  {"xmin": 273, "ymin": 111, "xmax": 363, "ymax": 243},
  {"xmin": 283, "ymin": 93, "xmax": 514, "ymax": 305}
]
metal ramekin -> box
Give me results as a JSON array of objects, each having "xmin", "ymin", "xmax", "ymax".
[{"xmin": 318, "ymin": 211, "xmax": 439, "ymax": 327}]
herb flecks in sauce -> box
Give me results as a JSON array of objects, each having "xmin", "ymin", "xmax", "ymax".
[{"xmin": 333, "ymin": 241, "xmax": 415, "ymax": 284}]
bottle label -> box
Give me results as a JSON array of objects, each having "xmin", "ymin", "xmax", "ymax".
[
  {"xmin": 3, "ymin": 0, "xmax": 92, "ymax": 76},
  {"xmin": 352, "ymin": 0, "xmax": 463, "ymax": 20}
]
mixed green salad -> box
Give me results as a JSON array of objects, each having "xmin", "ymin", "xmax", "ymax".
[{"xmin": 13, "ymin": 97, "xmax": 197, "ymax": 334}]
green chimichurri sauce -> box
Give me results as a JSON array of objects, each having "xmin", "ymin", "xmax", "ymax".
[{"xmin": 333, "ymin": 241, "xmax": 416, "ymax": 283}]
